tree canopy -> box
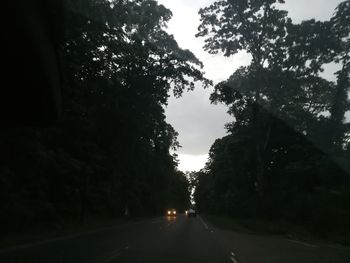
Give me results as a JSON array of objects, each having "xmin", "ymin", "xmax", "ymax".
[
  {"xmin": 195, "ymin": 0, "xmax": 350, "ymax": 241},
  {"xmin": 0, "ymin": 0, "xmax": 206, "ymax": 233}
]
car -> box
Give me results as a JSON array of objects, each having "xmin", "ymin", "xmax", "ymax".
[
  {"xmin": 187, "ymin": 209, "xmax": 196, "ymax": 217},
  {"xmin": 166, "ymin": 209, "xmax": 177, "ymax": 216}
]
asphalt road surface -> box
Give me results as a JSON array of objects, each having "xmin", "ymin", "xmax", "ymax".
[{"xmin": 0, "ymin": 214, "xmax": 349, "ymax": 263}]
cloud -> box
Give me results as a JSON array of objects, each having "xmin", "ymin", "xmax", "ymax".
[
  {"xmin": 166, "ymin": 83, "xmax": 231, "ymax": 156},
  {"xmin": 281, "ymin": 0, "xmax": 343, "ymax": 23},
  {"xmin": 176, "ymin": 154, "xmax": 209, "ymax": 172}
]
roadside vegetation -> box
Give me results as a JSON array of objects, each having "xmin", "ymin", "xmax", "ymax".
[
  {"xmin": 194, "ymin": 0, "xmax": 350, "ymax": 244},
  {"xmin": 0, "ymin": 0, "xmax": 204, "ymax": 235},
  {"xmin": 0, "ymin": 0, "xmax": 349, "ymax": 247}
]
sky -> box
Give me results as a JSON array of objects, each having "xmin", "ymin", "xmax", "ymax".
[{"xmin": 157, "ymin": 0, "xmax": 346, "ymax": 172}]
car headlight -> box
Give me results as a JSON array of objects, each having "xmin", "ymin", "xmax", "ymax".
[
  {"xmin": 167, "ymin": 211, "xmax": 171, "ymax": 215},
  {"xmin": 173, "ymin": 211, "xmax": 176, "ymax": 214}
]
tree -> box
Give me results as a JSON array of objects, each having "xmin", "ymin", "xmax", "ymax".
[
  {"xmin": 197, "ymin": 0, "xmax": 292, "ymax": 196},
  {"xmin": 195, "ymin": 0, "xmax": 350, "ymax": 240},
  {"xmin": 197, "ymin": 0, "xmax": 349, "ymax": 196},
  {"xmin": 0, "ymin": 0, "xmax": 203, "ymax": 232},
  {"xmin": 328, "ymin": 0, "xmax": 350, "ymax": 151}
]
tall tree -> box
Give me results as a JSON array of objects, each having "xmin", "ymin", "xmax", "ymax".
[
  {"xmin": 197, "ymin": 0, "xmax": 349, "ymax": 195},
  {"xmin": 195, "ymin": 0, "xmax": 350, "ymax": 239},
  {"xmin": 329, "ymin": 0, "xmax": 350, "ymax": 151},
  {"xmin": 0, "ymin": 0, "xmax": 202, "ymax": 232},
  {"xmin": 197, "ymin": 0, "xmax": 293, "ymax": 196}
]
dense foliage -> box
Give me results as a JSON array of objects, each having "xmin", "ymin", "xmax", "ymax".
[
  {"xmin": 0, "ymin": 0, "xmax": 209, "ymax": 233},
  {"xmin": 195, "ymin": 0, "xmax": 350, "ymax": 239}
]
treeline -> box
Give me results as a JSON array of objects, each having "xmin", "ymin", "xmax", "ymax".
[
  {"xmin": 0, "ymin": 0, "xmax": 207, "ymax": 234},
  {"xmin": 195, "ymin": 0, "xmax": 350, "ymax": 239}
]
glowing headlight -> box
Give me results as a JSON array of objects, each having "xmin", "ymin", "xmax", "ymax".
[
  {"xmin": 173, "ymin": 210, "xmax": 176, "ymax": 214},
  {"xmin": 167, "ymin": 211, "xmax": 171, "ymax": 215}
]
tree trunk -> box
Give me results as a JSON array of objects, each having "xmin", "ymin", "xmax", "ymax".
[
  {"xmin": 252, "ymin": 63, "xmax": 265, "ymax": 197},
  {"xmin": 329, "ymin": 67, "xmax": 349, "ymax": 152}
]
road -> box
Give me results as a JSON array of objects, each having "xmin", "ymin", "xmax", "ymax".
[{"xmin": 0, "ymin": 214, "xmax": 349, "ymax": 263}]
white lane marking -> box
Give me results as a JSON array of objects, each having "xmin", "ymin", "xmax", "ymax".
[
  {"xmin": 100, "ymin": 249, "xmax": 122, "ymax": 263},
  {"xmin": 230, "ymin": 251, "xmax": 239, "ymax": 263},
  {"xmin": 198, "ymin": 216, "xmax": 209, "ymax": 230},
  {"xmin": 287, "ymin": 239, "xmax": 318, "ymax": 248},
  {"xmin": 99, "ymin": 246, "xmax": 129, "ymax": 263},
  {"xmin": 165, "ymin": 220, "xmax": 176, "ymax": 228}
]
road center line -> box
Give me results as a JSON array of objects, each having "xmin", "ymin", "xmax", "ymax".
[
  {"xmin": 99, "ymin": 249, "xmax": 122, "ymax": 263},
  {"xmin": 99, "ymin": 246, "xmax": 129, "ymax": 263},
  {"xmin": 165, "ymin": 220, "xmax": 176, "ymax": 228},
  {"xmin": 198, "ymin": 216, "xmax": 209, "ymax": 230},
  {"xmin": 287, "ymin": 239, "xmax": 318, "ymax": 248},
  {"xmin": 230, "ymin": 251, "xmax": 239, "ymax": 263}
]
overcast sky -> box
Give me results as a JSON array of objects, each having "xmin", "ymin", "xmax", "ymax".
[{"xmin": 157, "ymin": 0, "xmax": 346, "ymax": 172}]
